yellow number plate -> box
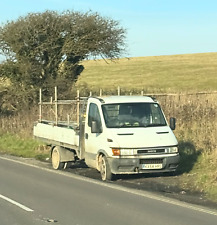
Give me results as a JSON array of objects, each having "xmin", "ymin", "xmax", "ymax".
[{"xmin": 142, "ymin": 164, "xmax": 163, "ymax": 169}]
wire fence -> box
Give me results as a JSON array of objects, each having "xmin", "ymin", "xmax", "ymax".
[{"xmin": 0, "ymin": 87, "xmax": 217, "ymax": 152}]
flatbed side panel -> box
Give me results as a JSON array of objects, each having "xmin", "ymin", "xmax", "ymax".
[
  {"xmin": 33, "ymin": 123, "xmax": 79, "ymax": 148},
  {"xmin": 34, "ymin": 136, "xmax": 79, "ymax": 151}
]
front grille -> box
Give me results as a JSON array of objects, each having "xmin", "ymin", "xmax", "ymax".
[
  {"xmin": 140, "ymin": 159, "xmax": 163, "ymax": 164},
  {"xmin": 137, "ymin": 149, "xmax": 165, "ymax": 154}
]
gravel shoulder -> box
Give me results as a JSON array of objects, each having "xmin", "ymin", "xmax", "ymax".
[{"xmin": 2, "ymin": 154, "xmax": 217, "ymax": 211}]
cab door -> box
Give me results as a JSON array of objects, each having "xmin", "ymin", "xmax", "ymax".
[{"xmin": 84, "ymin": 103, "xmax": 103, "ymax": 167}]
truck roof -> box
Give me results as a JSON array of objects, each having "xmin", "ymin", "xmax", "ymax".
[{"xmin": 91, "ymin": 95, "xmax": 156, "ymax": 104}]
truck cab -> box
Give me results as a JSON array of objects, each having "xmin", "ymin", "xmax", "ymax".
[{"xmin": 83, "ymin": 96, "xmax": 179, "ymax": 180}]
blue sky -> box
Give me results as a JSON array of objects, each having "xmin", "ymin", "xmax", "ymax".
[{"xmin": 0, "ymin": 0, "xmax": 217, "ymax": 57}]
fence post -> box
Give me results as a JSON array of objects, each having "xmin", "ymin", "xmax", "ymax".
[
  {"xmin": 100, "ymin": 89, "xmax": 103, "ymax": 96},
  {"xmin": 118, "ymin": 86, "xmax": 121, "ymax": 96},
  {"xmin": 77, "ymin": 90, "xmax": 80, "ymax": 126},
  {"xmin": 55, "ymin": 86, "xmax": 58, "ymax": 125},
  {"xmin": 39, "ymin": 89, "xmax": 42, "ymax": 122},
  {"xmin": 67, "ymin": 114, "xmax": 70, "ymax": 127}
]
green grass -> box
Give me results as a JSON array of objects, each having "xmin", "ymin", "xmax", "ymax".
[
  {"xmin": 77, "ymin": 52, "xmax": 217, "ymax": 93},
  {"xmin": 0, "ymin": 131, "xmax": 49, "ymax": 160},
  {"xmin": 180, "ymin": 151, "xmax": 217, "ymax": 200}
]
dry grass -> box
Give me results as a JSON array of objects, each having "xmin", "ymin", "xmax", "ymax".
[
  {"xmin": 77, "ymin": 53, "xmax": 217, "ymax": 93},
  {"xmin": 156, "ymin": 93, "xmax": 217, "ymax": 152},
  {"xmin": 155, "ymin": 93, "xmax": 217, "ymax": 198}
]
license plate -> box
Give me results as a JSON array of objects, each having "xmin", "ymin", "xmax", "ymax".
[{"xmin": 142, "ymin": 164, "xmax": 163, "ymax": 169}]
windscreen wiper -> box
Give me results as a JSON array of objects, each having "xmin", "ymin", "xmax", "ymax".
[{"xmin": 145, "ymin": 123, "xmax": 167, "ymax": 127}]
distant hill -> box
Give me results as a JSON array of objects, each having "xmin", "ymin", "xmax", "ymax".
[{"xmin": 76, "ymin": 52, "xmax": 217, "ymax": 94}]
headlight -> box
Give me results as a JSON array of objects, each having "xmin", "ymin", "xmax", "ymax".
[
  {"xmin": 166, "ymin": 146, "xmax": 178, "ymax": 153},
  {"xmin": 120, "ymin": 149, "xmax": 135, "ymax": 155},
  {"xmin": 112, "ymin": 148, "xmax": 135, "ymax": 156}
]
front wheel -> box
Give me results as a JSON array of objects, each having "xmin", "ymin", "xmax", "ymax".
[
  {"xmin": 51, "ymin": 146, "xmax": 64, "ymax": 170},
  {"xmin": 100, "ymin": 155, "xmax": 114, "ymax": 181}
]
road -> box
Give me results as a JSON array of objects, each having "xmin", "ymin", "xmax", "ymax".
[{"xmin": 0, "ymin": 155, "xmax": 217, "ymax": 225}]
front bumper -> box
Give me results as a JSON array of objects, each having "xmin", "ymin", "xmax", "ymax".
[{"xmin": 108, "ymin": 154, "xmax": 180, "ymax": 175}]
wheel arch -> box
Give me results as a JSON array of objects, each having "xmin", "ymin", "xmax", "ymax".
[
  {"xmin": 51, "ymin": 145, "xmax": 76, "ymax": 162},
  {"xmin": 96, "ymin": 149, "xmax": 109, "ymax": 171},
  {"xmin": 50, "ymin": 145, "xmax": 56, "ymax": 157}
]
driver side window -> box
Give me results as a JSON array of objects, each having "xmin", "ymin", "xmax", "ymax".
[{"xmin": 88, "ymin": 103, "xmax": 102, "ymax": 127}]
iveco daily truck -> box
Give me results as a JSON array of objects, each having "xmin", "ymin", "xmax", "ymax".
[{"xmin": 33, "ymin": 89, "xmax": 179, "ymax": 180}]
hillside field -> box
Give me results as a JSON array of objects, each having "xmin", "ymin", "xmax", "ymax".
[{"xmin": 76, "ymin": 52, "xmax": 217, "ymax": 94}]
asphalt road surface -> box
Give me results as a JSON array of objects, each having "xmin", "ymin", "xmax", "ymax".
[{"xmin": 0, "ymin": 155, "xmax": 217, "ymax": 225}]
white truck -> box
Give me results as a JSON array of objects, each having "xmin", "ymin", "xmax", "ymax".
[{"xmin": 33, "ymin": 89, "xmax": 180, "ymax": 181}]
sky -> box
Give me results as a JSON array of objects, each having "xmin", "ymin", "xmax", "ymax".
[{"xmin": 0, "ymin": 0, "xmax": 217, "ymax": 58}]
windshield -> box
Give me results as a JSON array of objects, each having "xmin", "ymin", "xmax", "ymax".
[{"xmin": 102, "ymin": 103, "xmax": 167, "ymax": 128}]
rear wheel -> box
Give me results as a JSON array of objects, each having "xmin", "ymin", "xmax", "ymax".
[
  {"xmin": 52, "ymin": 146, "xmax": 64, "ymax": 170},
  {"xmin": 100, "ymin": 155, "xmax": 114, "ymax": 181}
]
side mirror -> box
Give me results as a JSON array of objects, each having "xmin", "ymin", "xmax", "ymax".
[
  {"xmin": 91, "ymin": 121, "xmax": 102, "ymax": 133},
  {"xmin": 170, "ymin": 117, "xmax": 176, "ymax": 130}
]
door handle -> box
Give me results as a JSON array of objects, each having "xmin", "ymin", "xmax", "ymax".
[{"xmin": 85, "ymin": 133, "xmax": 88, "ymax": 139}]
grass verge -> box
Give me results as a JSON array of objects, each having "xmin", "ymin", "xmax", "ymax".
[
  {"xmin": 179, "ymin": 150, "xmax": 217, "ymax": 200},
  {"xmin": 0, "ymin": 131, "xmax": 49, "ymax": 160}
]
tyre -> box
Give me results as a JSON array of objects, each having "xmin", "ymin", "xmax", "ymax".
[
  {"xmin": 100, "ymin": 155, "xmax": 114, "ymax": 181},
  {"xmin": 51, "ymin": 146, "xmax": 64, "ymax": 170}
]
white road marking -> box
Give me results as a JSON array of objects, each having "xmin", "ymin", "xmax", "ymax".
[
  {"xmin": 0, "ymin": 194, "xmax": 34, "ymax": 212},
  {"xmin": 1, "ymin": 155, "xmax": 217, "ymax": 216}
]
